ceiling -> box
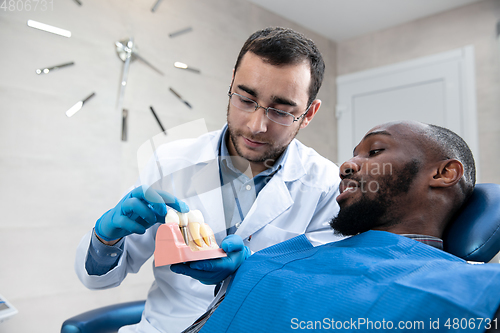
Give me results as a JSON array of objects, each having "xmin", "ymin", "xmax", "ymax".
[{"xmin": 245, "ymin": 0, "xmax": 484, "ymax": 41}]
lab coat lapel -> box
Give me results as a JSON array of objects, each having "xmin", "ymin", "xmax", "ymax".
[
  {"xmin": 235, "ymin": 173, "xmax": 293, "ymax": 240},
  {"xmin": 188, "ymin": 159, "xmax": 226, "ymax": 243}
]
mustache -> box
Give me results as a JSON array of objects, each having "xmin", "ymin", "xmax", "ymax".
[
  {"xmin": 233, "ymin": 129, "xmax": 272, "ymax": 145},
  {"xmin": 340, "ymin": 175, "xmax": 364, "ymax": 183}
]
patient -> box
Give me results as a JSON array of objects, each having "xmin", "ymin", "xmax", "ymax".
[{"xmin": 179, "ymin": 120, "xmax": 500, "ymax": 333}]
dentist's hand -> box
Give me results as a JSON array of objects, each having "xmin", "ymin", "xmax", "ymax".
[
  {"xmin": 170, "ymin": 235, "xmax": 251, "ymax": 285},
  {"xmin": 95, "ymin": 186, "xmax": 189, "ymax": 243}
]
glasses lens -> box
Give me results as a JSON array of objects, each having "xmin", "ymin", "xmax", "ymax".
[
  {"xmin": 267, "ymin": 108, "xmax": 293, "ymax": 126},
  {"xmin": 231, "ymin": 94, "xmax": 256, "ymax": 112}
]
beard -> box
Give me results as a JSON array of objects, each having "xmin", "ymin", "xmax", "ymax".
[
  {"xmin": 330, "ymin": 159, "xmax": 420, "ymax": 236},
  {"xmin": 226, "ymin": 103, "xmax": 301, "ymax": 164}
]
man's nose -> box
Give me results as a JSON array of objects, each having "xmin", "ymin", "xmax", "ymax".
[
  {"xmin": 339, "ymin": 159, "xmax": 360, "ymax": 178},
  {"xmin": 246, "ymin": 106, "xmax": 268, "ymax": 134}
]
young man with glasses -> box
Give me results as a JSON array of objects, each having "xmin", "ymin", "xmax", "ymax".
[{"xmin": 75, "ymin": 27, "xmax": 342, "ymax": 333}]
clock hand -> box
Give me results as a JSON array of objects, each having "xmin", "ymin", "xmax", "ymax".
[
  {"xmin": 36, "ymin": 61, "xmax": 74, "ymax": 75},
  {"xmin": 66, "ymin": 92, "xmax": 95, "ymax": 117},
  {"xmin": 115, "ymin": 39, "xmax": 134, "ymax": 110},
  {"xmin": 169, "ymin": 27, "xmax": 193, "ymax": 38},
  {"xmin": 133, "ymin": 53, "xmax": 164, "ymax": 76},
  {"xmin": 117, "ymin": 53, "xmax": 131, "ymax": 110},
  {"xmin": 149, "ymin": 106, "xmax": 167, "ymax": 135},
  {"xmin": 169, "ymin": 87, "xmax": 192, "ymax": 109},
  {"xmin": 173, "ymin": 61, "xmax": 200, "ymax": 74},
  {"xmin": 115, "ymin": 38, "xmax": 164, "ymax": 109},
  {"xmin": 122, "ymin": 109, "xmax": 128, "ymax": 141},
  {"xmin": 116, "ymin": 39, "xmax": 163, "ymax": 75},
  {"xmin": 27, "ymin": 20, "xmax": 71, "ymax": 38},
  {"xmin": 151, "ymin": 0, "xmax": 162, "ymax": 12}
]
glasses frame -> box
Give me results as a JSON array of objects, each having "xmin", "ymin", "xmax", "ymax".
[{"xmin": 227, "ymin": 89, "xmax": 311, "ymax": 127}]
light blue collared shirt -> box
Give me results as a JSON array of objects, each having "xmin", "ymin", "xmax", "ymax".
[{"xmin": 217, "ymin": 124, "xmax": 288, "ymax": 234}]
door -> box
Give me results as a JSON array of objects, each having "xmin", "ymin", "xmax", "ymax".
[{"xmin": 336, "ymin": 46, "xmax": 479, "ymax": 178}]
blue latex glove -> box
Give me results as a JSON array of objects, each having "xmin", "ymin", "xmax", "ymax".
[
  {"xmin": 170, "ymin": 235, "xmax": 251, "ymax": 285},
  {"xmin": 95, "ymin": 186, "xmax": 189, "ymax": 242}
]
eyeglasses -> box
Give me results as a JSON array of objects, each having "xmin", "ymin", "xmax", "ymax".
[{"xmin": 227, "ymin": 90, "xmax": 310, "ymax": 127}]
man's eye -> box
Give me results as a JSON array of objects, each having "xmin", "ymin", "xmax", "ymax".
[
  {"xmin": 239, "ymin": 97, "xmax": 254, "ymax": 105},
  {"xmin": 369, "ymin": 149, "xmax": 383, "ymax": 156},
  {"xmin": 271, "ymin": 109, "xmax": 289, "ymax": 118}
]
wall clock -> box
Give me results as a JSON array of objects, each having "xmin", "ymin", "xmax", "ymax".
[{"xmin": 25, "ymin": 2, "xmax": 200, "ymax": 141}]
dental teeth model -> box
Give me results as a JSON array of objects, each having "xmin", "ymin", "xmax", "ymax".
[
  {"xmin": 178, "ymin": 211, "xmax": 190, "ymax": 246},
  {"xmin": 155, "ymin": 209, "xmax": 226, "ymax": 266},
  {"xmin": 165, "ymin": 209, "xmax": 218, "ymax": 251},
  {"xmin": 165, "ymin": 210, "xmax": 188, "ymax": 245}
]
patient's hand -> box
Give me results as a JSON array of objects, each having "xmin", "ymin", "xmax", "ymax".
[{"xmin": 170, "ymin": 235, "xmax": 251, "ymax": 285}]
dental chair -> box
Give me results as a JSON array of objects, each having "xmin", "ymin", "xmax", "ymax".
[
  {"xmin": 61, "ymin": 183, "xmax": 500, "ymax": 333},
  {"xmin": 60, "ymin": 300, "xmax": 145, "ymax": 333}
]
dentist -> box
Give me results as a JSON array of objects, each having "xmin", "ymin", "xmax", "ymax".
[{"xmin": 75, "ymin": 27, "xmax": 342, "ymax": 333}]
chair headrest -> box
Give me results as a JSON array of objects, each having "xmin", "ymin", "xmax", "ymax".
[{"xmin": 443, "ymin": 183, "xmax": 500, "ymax": 262}]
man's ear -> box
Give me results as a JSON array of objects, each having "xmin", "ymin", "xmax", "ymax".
[
  {"xmin": 300, "ymin": 99, "xmax": 321, "ymax": 129},
  {"xmin": 429, "ymin": 159, "xmax": 464, "ymax": 188}
]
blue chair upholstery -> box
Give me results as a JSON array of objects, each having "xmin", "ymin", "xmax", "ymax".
[
  {"xmin": 443, "ymin": 183, "xmax": 500, "ymax": 262},
  {"xmin": 60, "ymin": 300, "xmax": 145, "ymax": 333},
  {"xmin": 61, "ymin": 183, "xmax": 500, "ymax": 332}
]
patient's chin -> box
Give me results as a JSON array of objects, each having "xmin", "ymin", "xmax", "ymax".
[{"xmin": 330, "ymin": 197, "xmax": 387, "ymax": 236}]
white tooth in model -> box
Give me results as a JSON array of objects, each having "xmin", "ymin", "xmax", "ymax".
[
  {"xmin": 199, "ymin": 224, "xmax": 213, "ymax": 246},
  {"xmin": 187, "ymin": 210, "xmax": 204, "ymax": 247},
  {"xmin": 177, "ymin": 211, "xmax": 189, "ymax": 227},
  {"xmin": 175, "ymin": 211, "xmax": 190, "ymax": 245},
  {"xmin": 165, "ymin": 210, "xmax": 180, "ymax": 224},
  {"xmin": 186, "ymin": 210, "xmax": 218, "ymax": 250}
]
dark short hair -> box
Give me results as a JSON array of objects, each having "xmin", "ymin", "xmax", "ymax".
[
  {"xmin": 427, "ymin": 124, "xmax": 476, "ymax": 200},
  {"xmin": 234, "ymin": 27, "xmax": 325, "ymax": 107}
]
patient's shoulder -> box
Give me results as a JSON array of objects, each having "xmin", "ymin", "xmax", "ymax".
[{"xmin": 254, "ymin": 234, "xmax": 314, "ymax": 257}]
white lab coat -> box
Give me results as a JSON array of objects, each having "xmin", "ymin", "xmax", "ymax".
[{"xmin": 75, "ymin": 126, "xmax": 342, "ymax": 333}]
